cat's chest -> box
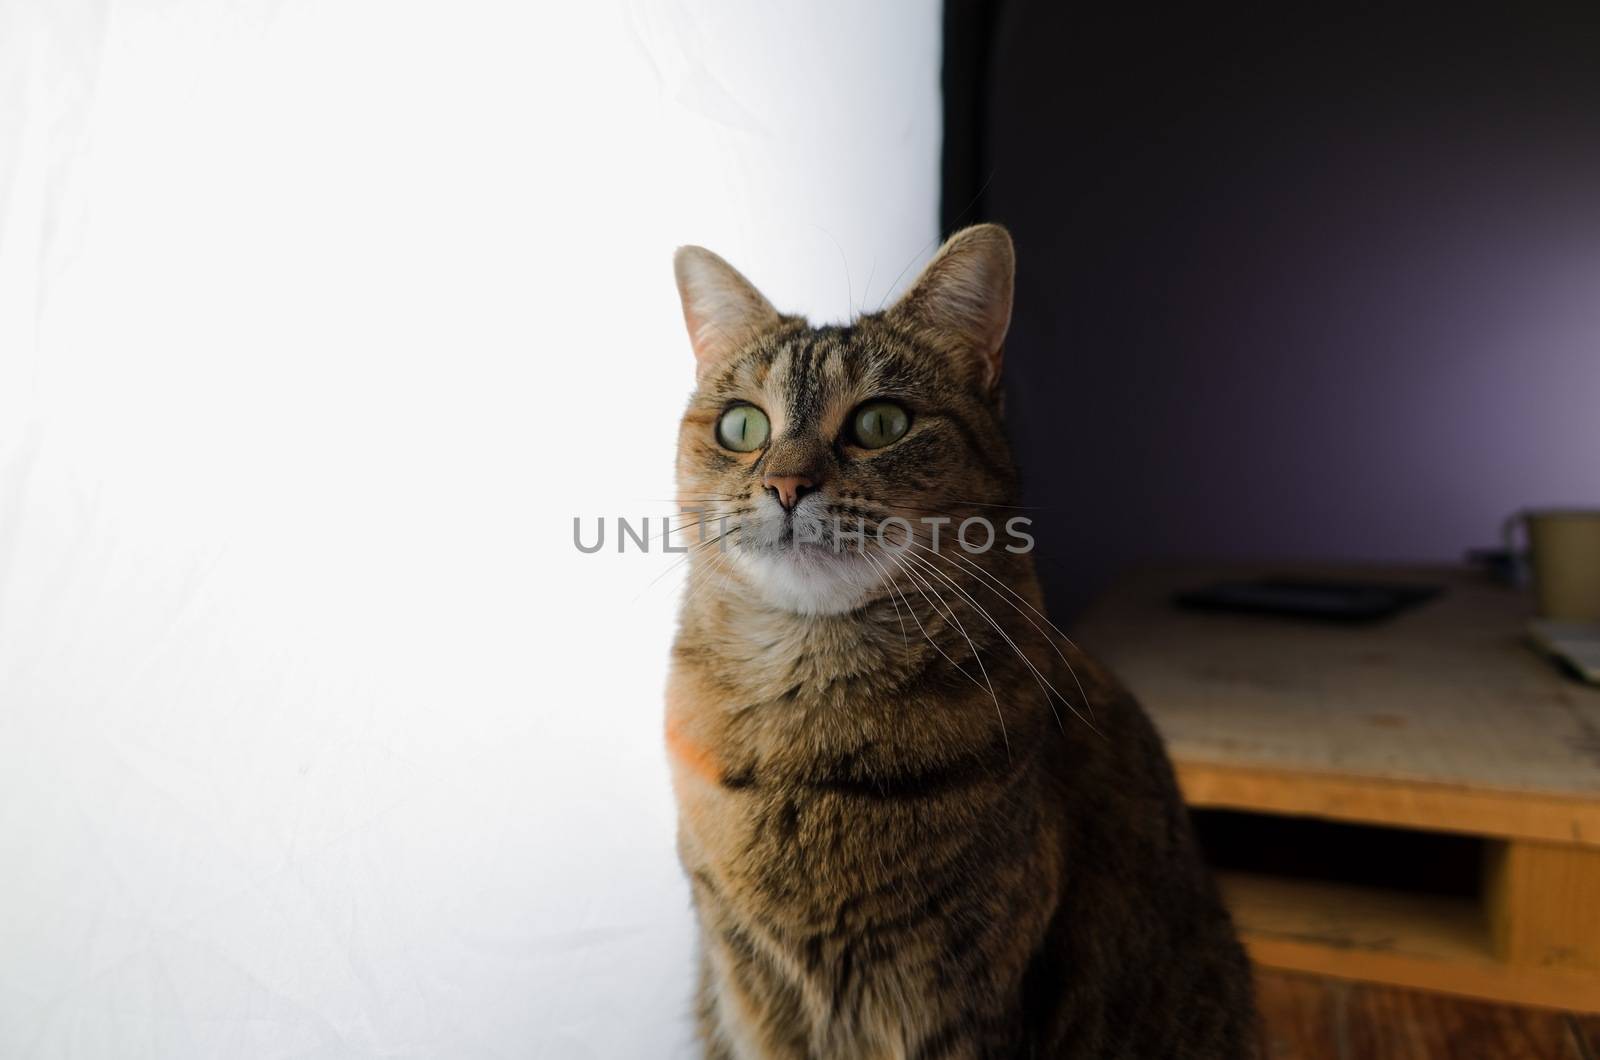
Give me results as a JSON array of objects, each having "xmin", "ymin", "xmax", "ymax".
[{"xmin": 713, "ymin": 913, "xmax": 945, "ymax": 1060}]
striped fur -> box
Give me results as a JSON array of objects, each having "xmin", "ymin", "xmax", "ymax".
[{"xmin": 667, "ymin": 226, "xmax": 1257, "ymax": 1058}]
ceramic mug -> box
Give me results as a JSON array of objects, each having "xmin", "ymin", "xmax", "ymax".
[{"xmin": 1504, "ymin": 508, "xmax": 1600, "ymax": 621}]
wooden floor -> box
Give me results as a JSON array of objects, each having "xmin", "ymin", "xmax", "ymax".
[{"xmin": 1256, "ymin": 970, "xmax": 1600, "ymax": 1059}]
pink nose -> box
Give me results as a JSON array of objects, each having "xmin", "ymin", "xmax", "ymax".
[{"xmin": 762, "ymin": 473, "xmax": 816, "ymax": 511}]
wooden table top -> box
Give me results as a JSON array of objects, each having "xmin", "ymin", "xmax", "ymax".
[{"xmin": 1072, "ymin": 564, "xmax": 1600, "ymax": 843}]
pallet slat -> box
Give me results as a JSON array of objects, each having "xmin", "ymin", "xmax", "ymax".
[
  {"xmin": 1179, "ymin": 760, "xmax": 1600, "ymax": 848},
  {"xmin": 1221, "ymin": 871, "xmax": 1600, "ymax": 1012}
]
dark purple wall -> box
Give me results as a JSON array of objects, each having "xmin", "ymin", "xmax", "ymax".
[{"xmin": 984, "ymin": 6, "xmax": 1600, "ymax": 616}]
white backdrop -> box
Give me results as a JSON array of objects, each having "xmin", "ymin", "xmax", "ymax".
[{"xmin": 0, "ymin": 2, "xmax": 940, "ymax": 1055}]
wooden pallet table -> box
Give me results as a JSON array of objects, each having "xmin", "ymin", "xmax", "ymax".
[{"xmin": 1073, "ymin": 564, "xmax": 1600, "ymax": 1013}]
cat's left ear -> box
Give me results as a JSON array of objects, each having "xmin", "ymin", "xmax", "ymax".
[
  {"xmin": 673, "ymin": 246, "xmax": 782, "ymax": 377},
  {"xmin": 884, "ymin": 224, "xmax": 1014, "ymax": 392}
]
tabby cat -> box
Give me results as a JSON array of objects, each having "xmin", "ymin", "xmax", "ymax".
[{"xmin": 665, "ymin": 225, "xmax": 1257, "ymax": 1059}]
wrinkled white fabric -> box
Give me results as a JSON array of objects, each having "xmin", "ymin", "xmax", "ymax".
[{"xmin": 0, "ymin": 2, "xmax": 939, "ymax": 1055}]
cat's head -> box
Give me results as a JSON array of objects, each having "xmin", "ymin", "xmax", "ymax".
[{"xmin": 672, "ymin": 225, "xmax": 1019, "ymax": 616}]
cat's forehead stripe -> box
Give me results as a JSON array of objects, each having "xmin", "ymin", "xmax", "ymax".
[
  {"xmin": 767, "ymin": 334, "xmax": 814, "ymax": 427},
  {"xmin": 784, "ymin": 328, "xmax": 865, "ymax": 423},
  {"xmin": 718, "ymin": 323, "xmax": 941, "ymax": 420}
]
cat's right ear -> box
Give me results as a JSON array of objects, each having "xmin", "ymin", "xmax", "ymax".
[{"xmin": 673, "ymin": 246, "xmax": 781, "ymax": 376}]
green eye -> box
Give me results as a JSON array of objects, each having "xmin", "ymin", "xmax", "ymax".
[
  {"xmin": 716, "ymin": 404, "xmax": 770, "ymax": 452},
  {"xmin": 849, "ymin": 400, "xmax": 910, "ymax": 449}
]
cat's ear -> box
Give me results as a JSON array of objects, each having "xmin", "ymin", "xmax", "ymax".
[
  {"xmin": 673, "ymin": 246, "xmax": 782, "ymax": 375},
  {"xmin": 884, "ymin": 224, "xmax": 1014, "ymax": 391}
]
